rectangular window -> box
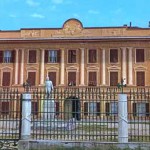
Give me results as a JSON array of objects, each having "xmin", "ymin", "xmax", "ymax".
[
  {"xmin": 110, "ymin": 49, "xmax": 118, "ymax": 63},
  {"xmin": 49, "ymin": 50, "xmax": 60, "ymax": 63},
  {"xmin": 0, "ymin": 50, "xmax": 15, "ymax": 63},
  {"xmin": 28, "ymin": 72, "xmax": 36, "ymax": 86},
  {"xmin": 110, "ymin": 102, "xmax": 118, "ymax": 115},
  {"xmin": 2, "ymin": 72, "xmax": 10, "ymax": 86},
  {"xmin": 45, "ymin": 50, "xmax": 60, "ymax": 63},
  {"xmin": 105, "ymin": 102, "xmax": 118, "ymax": 116},
  {"xmin": 1, "ymin": 101, "xmax": 9, "ymax": 115},
  {"xmin": 136, "ymin": 72, "xmax": 145, "ymax": 86},
  {"xmin": 133, "ymin": 103, "xmax": 149, "ymax": 116},
  {"xmin": 84, "ymin": 102, "xmax": 100, "ymax": 116},
  {"xmin": 88, "ymin": 72, "xmax": 97, "ymax": 86},
  {"xmin": 68, "ymin": 50, "xmax": 76, "ymax": 63},
  {"xmin": 48, "ymin": 72, "xmax": 56, "ymax": 86},
  {"xmin": 29, "ymin": 50, "xmax": 36, "ymax": 63},
  {"xmin": 136, "ymin": 49, "xmax": 144, "ymax": 63},
  {"xmin": 88, "ymin": 49, "xmax": 97, "ymax": 63},
  {"xmin": 68, "ymin": 72, "xmax": 76, "ymax": 86},
  {"xmin": 110, "ymin": 72, "xmax": 118, "ymax": 86}
]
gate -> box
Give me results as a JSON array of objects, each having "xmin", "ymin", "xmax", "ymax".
[{"xmin": 0, "ymin": 88, "xmax": 21, "ymax": 148}]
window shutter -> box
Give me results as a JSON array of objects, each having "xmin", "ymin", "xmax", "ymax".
[
  {"xmin": 133, "ymin": 103, "xmax": 137, "ymax": 116},
  {"xmin": 28, "ymin": 72, "xmax": 36, "ymax": 86},
  {"xmin": 110, "ymin": 72, "xmax": 118, "ymax": 86},
  {"xmin": 0, "ymin": 51, "xmax": 3, "ymax": 63},
  {"xmin": 48, "ymin": 72, "xmax": 56, "ymax": 86},
  {"xmin": 136, "ymin": 49, "xmax": 144, "ymax": 62},
  {"xmin": 2, "ymin": 101, "xmax": 9, "ymax": 114},
  {"xmin": 89, "ymin": 49, "xmax": 96, "ymax": 63},
  {"xmin": 110, "ymin": 49, "xmax": 118, "ymax": 63},
  {"xmin": 96, "ymin": 102, "xmax": 100, "ymax": 116},
  {"xmin": 72, "ymin": 50, "xmax": 76, "ymax": 63},
  {"xmin": 57, "ymin": 50, "xmax": 61, "ymax": 63},
  {"xmin": 84, "ymin": 102, "xmax": 88, "ymax": 116},
  {"xmin": 146, "ymin": 103, "xmax": 149, "ymax": 116},
  {"xmin": 105, "ymin": 102, "xmax": 110, "ymax": 116},
  {"xmin": 12, "ymin": 50, "xmax": 16, "ymax": 63},
  {"xmin": 68, "ymin": 50, "xmax": 76, "ymax": 63},
  {"xmin": 88, "ymin": 72, "xmax": 97, "ymax": 86},
  {"xmin": 2, "ymin": 72, "xmax": 10, "ymax": 86},
  {"xmin": 68, "ymin": 72, "xmax": 76, "ymax": 86},
  {"xmin": 68, "ymin": 50, "xmax": 72, "ymax": 63},
  {"xmin": 29, "ymin": 50, "xmax": 36, "ymax": 63},
  {"xmin": 137, "ymin": 72, "xmax": 145, "ymax": 86},
  {"xmin": 45, "ymin": 50, "xmax": 48, "ymax": 63}
]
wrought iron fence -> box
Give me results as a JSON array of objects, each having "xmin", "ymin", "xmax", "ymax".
[
  {"xmin": 0, "ymin": 88, "xmax": 21, "ymax": 142},
  {"xmin": 31, "ymin": 87, "xmax": 150, "ymax": 142},
  {"xmin": 0, "ymin": 87, "xmax": 149, "ymax": 142}
]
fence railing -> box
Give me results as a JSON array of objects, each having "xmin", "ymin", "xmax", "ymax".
[
  {"xmin": 0, "ymin": 87, "xmax": 149, "ymax": 142},
  {"xmin": 0, "ymin": 88, "xmax": 21, "ymax": 141}
]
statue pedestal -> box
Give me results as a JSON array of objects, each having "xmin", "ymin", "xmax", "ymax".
[
  {"xmin": 42, "ymin": 99, "xmax": 55, "ymax": 128},
  {"xmin": 33, "ymin": 98, "xmax": 77, "ymax": 131}
]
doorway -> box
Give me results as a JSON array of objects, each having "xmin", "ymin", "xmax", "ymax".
[{"xmin": 64, "ymin": 96, "xmax": 81, "ymax": 121}]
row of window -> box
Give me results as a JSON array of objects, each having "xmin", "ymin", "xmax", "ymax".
[
  {"xmin": 0, "ymin": 49, "xmax": 145, "ymax": 64},
  {"xmin": 1, "ymin": 101, "xmax": 149, "ymax": 117},
  {"xmin": 1, "ymin": 71, "xmax": 146, "ymax": 86},
  {"xmin": 84, "ymin": 102, "xmax": 149, "ymax": 117}
]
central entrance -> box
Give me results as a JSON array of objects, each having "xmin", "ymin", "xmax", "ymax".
[{"xmin": 64, "ymin": 96, "xmax": 81, "ymax": 121}]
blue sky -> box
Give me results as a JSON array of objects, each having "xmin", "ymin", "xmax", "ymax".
[{"xmin": 0, "ymin": 0, "xmax": 150, "ymax": 30}]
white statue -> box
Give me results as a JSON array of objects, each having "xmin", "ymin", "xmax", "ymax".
[{"xmin": 45, "ymin": 77, "xmax": 54, "ymax": 98}]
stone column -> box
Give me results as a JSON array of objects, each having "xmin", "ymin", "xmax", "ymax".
[
  {"xmin": 122, "ymin": 48, "xmax": 127, "ymax": 84},
  {"xmin": 128, "ymin": 47, "xmax": 133, "ymax": 85},
  {"xmin": 80, "ymin": 48, "xmax": 85, "ymax": 86},
  {"xmin": 102, "ymin": 48, "xmax": 106, "ymax": 85},
  {"xmin": 20, "ymin": 49, "xmax": 24, "ymax": 84},
  {"xmin": 40, "ymin": 49, "xmax": 45, "ymax": 85},
  {"xmin": 60, "ymin": 48, "xmax": 65, "ymax": 85},
  {"xmin": 15, "ymin": 49, "xmax": 19, "ymax": 85}
]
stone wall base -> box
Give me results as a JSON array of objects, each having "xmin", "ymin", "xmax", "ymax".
[{"xmin": 18, "ymin": 140, "xmax": 150, "ymax": 150}]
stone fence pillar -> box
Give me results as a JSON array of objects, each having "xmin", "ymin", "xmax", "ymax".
[
  {"xmin": 21, "ymin": 93, "xmax": 31, "ymax": 140},
  {"xmin": 118, "ymin": 94, "xmax": 128, "ymax": 143}
]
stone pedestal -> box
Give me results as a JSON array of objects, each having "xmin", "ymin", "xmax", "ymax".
[{"xmin": 42, "ymin": 99, "xmax": 55, "ymax": 128}]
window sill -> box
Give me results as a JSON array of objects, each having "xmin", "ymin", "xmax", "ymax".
[
  {"xmin": 135, "ymin": 62, "xmax": 145, "ymax": 64},
  {"xmin": 27, "ymin": 63, "xmax": 38, "ymax": 65},
  {"xmin": 46, "ymin": 62, "xmax": 60, "ymax": 64},
  {"xmin": 87, "ymin": 62, "xmax": 98, "ymax": 65}
]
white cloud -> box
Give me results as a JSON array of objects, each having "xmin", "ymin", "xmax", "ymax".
[
  {"xmin": 31, "ymin": 13, "xmax": 45, "ymax": 18},
  {"xmin": 88, "ymin": 10, "xmax": 99, "ymax": 14},
  {"xmin": 51, "ymin": 0, "xmax": 63, "ymax": 4},
  {"xmin": 26, "ymin": 0, "xmax": 40, "ymax": 6}
]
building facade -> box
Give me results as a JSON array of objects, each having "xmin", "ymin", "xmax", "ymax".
[{"xmin": 0, "ymin": 18, "xmax": 150, "ymax": 88}]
